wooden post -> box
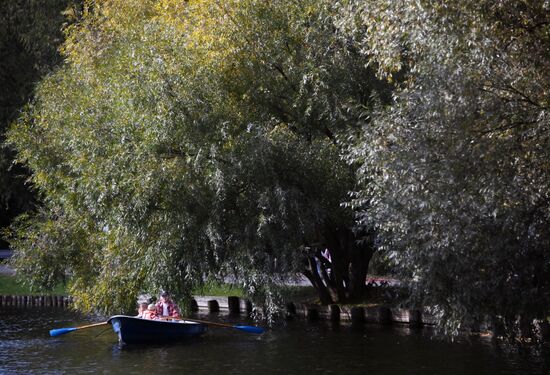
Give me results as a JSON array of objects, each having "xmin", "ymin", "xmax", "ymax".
[
  {"xmin": 242, "ymin": 300, "xmax": 253, "ymax": 315},
  {"xmin": 329, "ymin": 304, "xmax": 340, "ymax": 321},
  {"xmin": 408, "ymin": 309, "xmax": 423, "ymax": 327},
  {"xmin": 190, "ymin": 298, "xmax": 198, "ymax": 312},
  {"xmin": 350, "ymin": 306, "xmax": 365, "ymax": 324},
  {"xmin": 286, "ymin": 302, "xmax": 296, "ymax": 315},
  {"xmin": 306, "ymin": 306, "xmax": 319, "ymax": 321},
  {"xmin": 378, "ymin": 307, "xmax": 392, "ymax": 325},
  {"xmin": 207, "ymin": 299, "xmax": 220, "ymax": 313},
  {"xmin": 227, "ymin": 296, "xmax": 241, "ymax": 314}
]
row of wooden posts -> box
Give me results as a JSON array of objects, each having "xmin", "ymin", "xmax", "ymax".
[
  {"xmin": 0, "ymin": 295, "xmax": 71, "ymax": 308},
  {"xmin": 194, "ymin": 296, "xmax": 434, "ymax": 326},
  {"xmin": 1, "ymin": 294, "xmax": 434, "ymax": 327}
]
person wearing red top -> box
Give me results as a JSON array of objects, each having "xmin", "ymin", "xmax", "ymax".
[{"xmin": 155, "ymin": 291, "xmax": 181, "ymax": 319}]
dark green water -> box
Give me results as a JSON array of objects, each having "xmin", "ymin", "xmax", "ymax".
[{"xmin": 0, "ymin": 308, "xmax": 546, "ymax": 374}]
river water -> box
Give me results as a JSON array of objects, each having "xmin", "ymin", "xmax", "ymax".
[{"xmin": 0, "ymin": 307, "xmax": 546, "ymax": 374}]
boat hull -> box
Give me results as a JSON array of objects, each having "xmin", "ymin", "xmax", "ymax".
[{"xmin": 108, "ymin": 315, "xmax": 207, "ymax": 344}]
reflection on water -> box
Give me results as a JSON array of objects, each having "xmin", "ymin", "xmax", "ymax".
[{"xmin": 0, "ymin": 307, "xmax": 546, "ymax": 374}]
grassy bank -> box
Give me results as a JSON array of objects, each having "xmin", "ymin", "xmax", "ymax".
[
  {"xmin": 193, "ymin": 282, "xmax": 318, "ymax": 302},
  {"xmin": 0, "ymin": 275, "xmax": 245, "ymax": 298},
  {"xmin": 0, "ymin": 274, "xmax": 319, "ymax": 304},
  {"xmin": 193, "ymin": 281, "xmax": 244, "ymax": 297},
  {"xmin": 0, "ymin": 274, "xmax": 67, "ymax": 295}
]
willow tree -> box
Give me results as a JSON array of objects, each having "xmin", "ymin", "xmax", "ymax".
[
  {"xmin": 343, "ymin": 0, "xmax": 550, "ymax": 337},
  {"xmin": 8, "ymin": 0, "xmax": 390, "ymax": 314}
]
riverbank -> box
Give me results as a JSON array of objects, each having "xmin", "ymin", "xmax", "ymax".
[
  {"xmin": 0, "ymin": 271, "xmax": 430, "ymax": 328},
  {"xmin": 0, "ymin": 292, "xmax": 434, "ymax": 330}
]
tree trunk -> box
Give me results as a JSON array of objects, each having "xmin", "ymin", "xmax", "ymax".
[
  {"xmin": 303, "ymin": 224, "xmax": 375, "ymax": 304},
  {"xmin": 303, "ymin": 256, "xmax": 334, "ymax": 305},
  {"xmin": 348, "ymin": 233, "xmax": 375, "ymax": 301}
]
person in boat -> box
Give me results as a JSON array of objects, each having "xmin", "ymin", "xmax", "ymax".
[
  {"xmin": 142, "ymin": 304, "xmax": 157, "ymax": 319},
  {"xmin": 135, "ymin": 302, "xmax": 149, "ymax": 318},
  {"xmin": 155, "ymin": 291, "xmax": 181, "ymax": 319}
]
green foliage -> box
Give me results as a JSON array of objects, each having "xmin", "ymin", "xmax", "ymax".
[
  {"xmin": 7, "ymin": 0, "xmax": 388, "ymax": 317},
  {"xmin": 345, "ymin": 0, "xmax": 550, "ymax": 337},
  {"xmin": 9, "ymin": 0, "xmax": 548, "ymax": 339}
]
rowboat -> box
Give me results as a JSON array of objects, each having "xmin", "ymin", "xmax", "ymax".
[
  {"xmin": 107, "ymin": 315, "xmax": 208, "ymax": 344},
  {"xmin": 49, "ymin": 315, "xmax": 262, "ymax": 342}
]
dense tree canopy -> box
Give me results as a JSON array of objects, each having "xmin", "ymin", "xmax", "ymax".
[
  {"xmin": 7, "ymin": 0, "xmax": 389, "ymax": 315},
  {"xmin": 343, "ymin": 0, "xmax": 550, "ymax": 337},
  {"xmin": 6, "ymin": 0, "xmax": 548, "ymax": 338}
]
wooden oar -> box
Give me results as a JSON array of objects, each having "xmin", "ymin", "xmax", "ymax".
[
  {"xmin": 160, "ymin": 316, "xmax": 264, "ymax": 334},
  {"xmin": 49, "ymin": 321, "xmax": 109, "ymax": 337}
]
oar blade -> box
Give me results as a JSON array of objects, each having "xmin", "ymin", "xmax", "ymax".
[
  {"xmin": 233, "ymin": 325, "xmax": 265, "ymax": 334},
  {"xmin": 49, "ymin": 327, "xmax": 78, "ymax": 337}
]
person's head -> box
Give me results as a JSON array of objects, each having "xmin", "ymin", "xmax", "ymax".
[
  {"xmin": 147, "ymin": 303, "xmax": 156, "ymax": 311},
  {"xmin": 160, "ymin": 291, "xmax": 172, "ymax": 303},
  {"xmin": 138, "ymin": 302, "xmax": 148, "ymax": 312}
]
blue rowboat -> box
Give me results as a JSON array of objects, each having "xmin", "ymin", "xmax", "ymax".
[{"xmin": 107, "ymin": 315, "xmax": 208, "ymax": 344}]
